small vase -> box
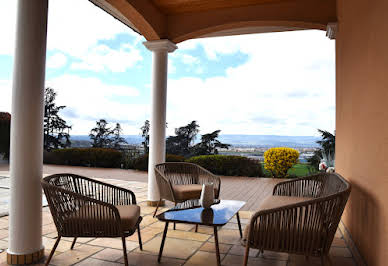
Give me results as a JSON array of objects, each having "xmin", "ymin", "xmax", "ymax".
[{"xmin": 200, "ymin": 183, "xmax": 214, "ymax": 209}]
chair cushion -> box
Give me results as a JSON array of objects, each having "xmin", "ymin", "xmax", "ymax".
[
  {"xmin": 116, "ymin": 205, "xmax": 141, "ymax": 231},
  {"xmin": 172, "ymin": 184, "xmax": 218, "ymax": 201},
  {"xmin": 66, "ymin": 204, "xmax": 140, "ymax": 232},
  {"xmin": 242, "ymin": 195, "xmax": 315, "ymax": 243}
]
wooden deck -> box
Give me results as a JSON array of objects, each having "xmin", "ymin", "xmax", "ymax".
[
  {"xmin": 219, "ymin": 176, "xmax": 283, "ymax": 211},
  {"xmin": 0, "ymin": 164, "xmax": 285, "ymax": 212}
]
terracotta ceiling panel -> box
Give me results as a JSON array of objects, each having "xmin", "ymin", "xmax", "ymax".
[{"xmin": 152, "ymin": 0, "xmax": 286, "ymax": 15}]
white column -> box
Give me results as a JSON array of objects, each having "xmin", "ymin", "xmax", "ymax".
[
  {"xmin": 143, "ymin": 40, "xmax": 177, "ymax": 203},
  {"xmin": 7, "ymin": 0, "xmax": 48, "ymax": 263}
]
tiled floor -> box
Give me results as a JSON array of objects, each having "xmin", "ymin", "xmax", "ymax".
[{"xmin": 0, "ymin": 177, "xmax": 357, "ymax": 265}]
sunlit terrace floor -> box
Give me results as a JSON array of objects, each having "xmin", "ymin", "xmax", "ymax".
[{"xmin": 0, "ymin": 164, "xmax": 357, "ymax": 265}]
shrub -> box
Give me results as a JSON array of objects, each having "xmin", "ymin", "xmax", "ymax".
[
  {"xmin": 44, "ymin": 148, "xmax": 122, "ymax": 168},
  {"xmin": 186, "ymin": 155, "xmax": 263, "ymax": 177},
  {"xmin": 132, "ymin": 153, "xmax": 185, "ymax": 171},
  {"xmin": 0, "ymin": 112, "xmax": 11, "ymax": 160},
  {"xmin": 264, "ymin": 147, "xmax": 299, "ymax": 178}
]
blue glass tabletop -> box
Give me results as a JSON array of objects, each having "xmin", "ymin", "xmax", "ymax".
[{"xmin": 156, "ymin": 199, "xmax": 246, "ymax": 226}]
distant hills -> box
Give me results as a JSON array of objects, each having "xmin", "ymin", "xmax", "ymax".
[{"xmin": 70, "ymin": 134, "xmax": 320, "ymax": 148}]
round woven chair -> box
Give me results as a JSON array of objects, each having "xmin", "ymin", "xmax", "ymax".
[
  {"xmin": 41, "ymin": 173, "xmax": 142, "ymax": 266},
  {"xmin": 242, "ymin": 172, "xmax": 351, "ymax": 266}
]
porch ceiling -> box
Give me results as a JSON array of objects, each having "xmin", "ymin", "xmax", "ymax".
[{"xmin": 90, "ymin": 0, "xmax": 336, "ymax": 43}]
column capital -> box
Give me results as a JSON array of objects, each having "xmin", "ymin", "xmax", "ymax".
[
  {"xmin": 326, "ymin": 22, "xmax": 337, "ymax": 40},
  {"xmin": 143, "ymin": 39, "xmax": 177, "ymax": 53}
]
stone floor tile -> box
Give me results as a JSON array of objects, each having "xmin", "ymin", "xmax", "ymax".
[
  {"xmin": 42, "ymin": 223, "xmax": 57, "ymax": 235},
  {"xmin": 222, "ymin": 254, "xmax": 287, "ymax": 266},
  {"xmin": 238, "ymin": 211, "xmax": 253, "ymax": 219},
  {"xmin": 128, "ymin": 227, "xmax": 163, "ymax": 243},
  {"xmin": 117, "ymin": 252, "xmax": 185, "ymax": 265},
  {"xmin": 184, "ymin": 251, "xmax": 225, "ymax": 266},
  {"xmin": 222, "ymin": 222, "xmax": 243, "ymax": 230},
  {"xmin": 331, "ymin": 256, "xmax": 357, "ymax": 266},
  {"xmin": 332, "ymin": 237, "xmax": 347, "ymax": 247},
  {"xmin": 140, "ymin": 215, "xmax": 158, "ymax": 228},
  {"xmin": 190, "ymin": 226, "xmax": 214, "ymax": 235},
  {"xmin": 0, "ymin": 240, "xmax": 8, "ymax": 250},
  {"xmin": 88, "ymin": 238, "xmax": 139, "ymax": 251},
  {"xmin": 199, "ymin": 242, "xmax": 232, "ymax": 254},
  {"xmin": 49, "ymin": 244, "xmax": 103, "ymax": 265},
  {"xmin": 92, "ymin": 248, "xmax": 124, "ymax": 262},
  {"xmin": 259, "ymin": 250, "xmax": 289, "ymax": 261},
  {"xmin": 229, "ymin": 244, "xmax": 259, "ymax": 257},
  {"xmin": 330, "ymin": 247, "xmax": 353, "ymax": 257},
  {"xmin": 0, "ymin": 230, "xmax": 7, "ymax": 240},
  {"xmin": 43, "ymin": 236, "xmax": 81, "ymax": 252},
  {"xmin": 141, "ymin": 236, "xmax": 202, "ymax": 260},
  {"xmin": 208, "ymin": 229, "xmax": 241, "ymax": 244},
  {"xmin": 288, "ymin": 254, "xmax": 321, "ymax": 266},
  {"xmin": 166, "ymin": 230, "xmax": 210, "ymax": 242},
  {"xmin": 75, "ymin": 257, "xmax": 123, "ymax": 265}
]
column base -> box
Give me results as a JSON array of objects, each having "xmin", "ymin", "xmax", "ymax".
[
  {"xmin": 7, "ymin": 248, "xmax": 44, "ymax": 265},
  {"xmin": 147, "ymin": 200, "xmax": 165, "ymax": 207}
]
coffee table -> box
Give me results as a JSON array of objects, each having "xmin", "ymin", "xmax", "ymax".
[{"xmin": 156, "ymin": 199, "xmax": 246, "ymax": 266}]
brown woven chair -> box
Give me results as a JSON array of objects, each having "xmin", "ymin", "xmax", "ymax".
[
  {"xmin": 41, "ymin": 173, "xmax": 142, "ymax": 266},
  {"xmin": 242, "ymin": 173, "xmax": 351, "ymax": 266},
  {"xmin": 153, "ymin": 162, "xmax": 221, "ymax": 218}
]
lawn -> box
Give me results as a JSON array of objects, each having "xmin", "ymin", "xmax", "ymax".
[{"xmin": 262, "ymin": 163, "xmax": 316, "ymax": 178}]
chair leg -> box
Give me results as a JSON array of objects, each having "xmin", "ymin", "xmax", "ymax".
[
  {"xmin": 195, "ymin": 224, "xmax": 198, "ymax": 232},
  {"xmin": 137, "ymin": 224, "xmax": 143, "ymax": 250},
  {"xmin": 153, "ymin": 198, "xmax": 162, "ymax": 217},
  {"xmin": 45, "ymin": 236, "xmax": 61, "ymax": 266},
  {"xmin": 70, "ymin": 237, "xmax": 77, "ymax": 250},
  {"xmin": 243, "ymin": 244, "xmax": 250, "ymax": 266},
  {"xmin": 122, "ymin": 236, "xmax": 128, "ymax": 266},
  {"xmin": 173, "ymin": 222, "xmax": 176, "ymax": 230}
]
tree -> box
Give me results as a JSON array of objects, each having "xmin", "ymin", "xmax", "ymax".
[
  {"xmin": 308, "ymin": 129, "xmax": 336, "ymax": 170},
  {"xmin": 89, "ymin": 119, "xmax": 113, "ymax": 148},
  {"xmin": 0, "ymin": 112, "xmax": 11, "ymax": 159},
  {"xmin": 166, "ymin": 121, "xmax": 199, "ymax": 156},
  {"xmin": 44, "ymin": 87, "xmax": 71, "ymax": 151},
  {"xmin": 192, "ymin": 130, "xmax": 230, "ymax": 155},
  {"xmin": 112, "ymin": 123, "xmax": 127, "ymax": 149},
  {"xmin": 140, "ymin": 120, "xmax": 150, "ymax": 153}
]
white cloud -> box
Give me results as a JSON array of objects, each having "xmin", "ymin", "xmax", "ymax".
[
  {"xmin": 167, "ymin": 31, "xmax": 335, "ymax": 136},
  {"xmin": 46, "ymin": 0, "xmax": 137, "ymax": 57},
  {"xmin": 0, "ymin": 0, "xmax": 139, "ymax": 57},
  {"xmin": 181, "ymin": 54, "xmax": 200, "ymax": 65},
  {"xmin": 47, "ymin": 53, "xmax": 67, "ymax": 69},
  {"xmin": 46, "ymin": 75, "xmax": 148, "ymax": 134},
  {"xmin": 0, "ymin": 1, "xmax": 17, "ymax": 55},
  {"xmin": 71, "ymin": 44, "xmax": 142, "ymax": 72}
]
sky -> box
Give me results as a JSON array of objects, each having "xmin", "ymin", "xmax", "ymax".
[{"xmin": 0, "ymin": 0, "xmax": 335, "ymax": 137}]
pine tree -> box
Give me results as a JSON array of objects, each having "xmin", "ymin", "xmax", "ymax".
[{"xmin": 43, "ymin": 87, "xmax": 71, "ymax": 151}]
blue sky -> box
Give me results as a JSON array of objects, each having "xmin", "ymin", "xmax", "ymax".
[{"xmin": 0, "ymin": 0, "xmax": 335, "ymax": 136}]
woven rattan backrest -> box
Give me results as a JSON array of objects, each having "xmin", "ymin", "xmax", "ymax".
[{"xmin": 155, "ymin": 163, "xmax": 200, "ymax": 185}]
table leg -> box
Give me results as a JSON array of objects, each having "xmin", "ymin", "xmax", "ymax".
[
  {"xmin": 213, "ymin": 226, "xmax": 221, "ymax": 266},
  {"xmin": 236, "ymin": 212, "xmax": 243, "ymax": 238},
  {"xmin": 158, "ymin": 222, "xmax": 169, "ymax": 263}
]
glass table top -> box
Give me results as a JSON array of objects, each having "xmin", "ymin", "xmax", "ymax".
[{"xmin": 156, "ymin": 199, "xmax": 246, "ymax": 226}]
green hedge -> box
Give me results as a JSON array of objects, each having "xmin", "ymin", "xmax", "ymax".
[
  {"xmin": 44, "ymin": 148, "xmax": 123, "ymax": 168},
  {"xmin": 132, "ymin": 153, "xmax": 185, "ymax": 171},
  {"xmin": 186, "ymin": 155, "xmax": 263, "ymax": 177},
  {"xmin": 0, "ymin": 112, "xmax": 11, "ymax": 160}
]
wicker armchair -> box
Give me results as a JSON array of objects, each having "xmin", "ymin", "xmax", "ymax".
[
  {"xmin": 153, "ymin": 162, "xmax": 221, "ymax": 218},
  {"xmin": 41, "ymin": 173, "xmax": 143, "ymax": 266},
  {"xmin": 242, "ymin": 173, "xmax": 351, "ymax": 266}
]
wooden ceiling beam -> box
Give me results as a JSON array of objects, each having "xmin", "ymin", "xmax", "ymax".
[
  {"xmin": 166, "ymin": 0, "xmax": 337, "ymax": 43},
  {"xmin": 106, "ymin": 0, "xmax": 167, "ymax": 40}
]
